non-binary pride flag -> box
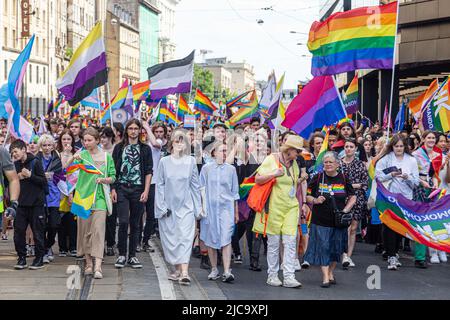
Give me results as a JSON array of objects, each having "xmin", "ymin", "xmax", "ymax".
[
  {"xmin": 342, "ymin": 73, "xmax": 358, "ymax": 115},
  {"xmin": 194, "ymin": 89, "xmax": 217, "ymax": 115},
  {"xmin": 56, "ymin": 22, "xmax": 107, "ymax": 106},
  {"xmin": 308, "ymin": 1, "xmax": 398, "ymax": 76},
  {"xmin": 376, "ymin": 181, "xmax": 450, "ymax": 253},
  {"xmin": 421, "ymin": 76, "xmax": 450, "ymax": 133},
  {"xmin": 282, "ymin": 76, "xmax": 346, "ymax": 139},
  {"xmin": 147, "ymin": 51, "xmax": 194, "ymax": 100}
]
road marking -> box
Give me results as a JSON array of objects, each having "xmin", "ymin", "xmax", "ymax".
[{"xmin": 148, "ymin": 239, "xmax": 177, "ymax": 300}]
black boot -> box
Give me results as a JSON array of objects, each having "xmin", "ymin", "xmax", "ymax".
[
  {"xmin": 29, "ymin": 256, "xmax": 44, "ymax": 270},
  {"xmin": 200, "ymin": 254, "xmax": 211, "ymax": 270}
]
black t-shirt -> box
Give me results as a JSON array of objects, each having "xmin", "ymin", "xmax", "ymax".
[{"xmin": 308, "ymin": 172, "xmax": 355, "ymax": 228}]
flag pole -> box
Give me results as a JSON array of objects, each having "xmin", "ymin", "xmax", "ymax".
[
  {"xmin": 176, "ymin": 93, "xmax": 180, "ymax": 122},
  {"xmin": 105, "ymin": 81, "xmax": 113, "ymax": 126},
  {"xmin": 386, "ymin": 0, "xmax": 400, "ymax": 137}
]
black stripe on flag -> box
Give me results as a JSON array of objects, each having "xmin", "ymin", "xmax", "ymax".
[
  {"xmin": 147, "ymin": 50, "xmax": 195, "ymax": 79},
  {"xmin": 67, "ymin": 69, "xmax": 108, "ymax": 106}
]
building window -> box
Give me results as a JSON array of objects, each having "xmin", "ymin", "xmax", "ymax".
[
  {"xmin": 43, "ymin": 67, "xmax": 46, "ymax": 84},
  {"xmin": 29, "ymin": 97, "xmax": 33, "ymax": 113},
  {"xmin": 4, "ymin": 60, "xmax": 7, "ymax": 81},
  {"xmin": 29, "ymin": 65, "xmax": 32, "ymax": 83},
  {"xmin": 36, "ymin": 66, "xmax": 39, "ymax": 84},
  {"xmin": 12, "ymin": 30, "xmax": 16, "ymax": 49},
  {"xmin": 13, "ymin": 0, "xmax": 17, "ymax": 16},
  {"xmin": 43, "ymin": 39, "xmax": 46, "ymax": 57},
  {"xmin": 4, "ymin": 27, "xmax": 7, "ymax": 47},
  {"xmin": 43, "ymin": 10, "xmax": 46, "ymax": 27}
]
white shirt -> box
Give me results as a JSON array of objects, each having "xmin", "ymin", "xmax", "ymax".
[{"xmin": 150, "ymin": 139, "xmax": 163, "ymax": 184}]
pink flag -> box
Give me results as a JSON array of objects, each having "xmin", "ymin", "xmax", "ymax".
[{"xmin": 382, "ymin": 102, "xmax": 392, "ymax": 129}]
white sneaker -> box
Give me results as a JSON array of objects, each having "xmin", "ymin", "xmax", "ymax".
[
  {"xmin": 387, "ymin": 257, "xmax": 398, "ymax": 270},
  {"xmin": 301, "ymin": 261, "xmax": 310, "ymax": 269},
  {"xmin": 267, "ymin": 275, "xmax": 282, "ymax": 287},
  {"xmin": 342, "ymin": 254, "xmax": 350, "ymax": 268},
  {"xmin": 43, "ymin": 255, "xmax": 50, "ymax": 264},
  {"xmin": 430, "ymin": 254, "xmax": 440, "ymax": 264},
  {"xmin": 283, "ymin": 277, "xmax": 302, "ymax": 288},
  {"xmin": 348, "ymin": 257, "xmax": 355, "ymax": 268},
  {"xmin": 294, "ymin": 259, "xmax": 301, "ymax": 271},
  {"xmin": 394, "ymin": 256, "xmax": 402, "ymax": 267},
  {"xmin": 208, "ymin": 268, "xmax": 221, "ymax": 280},
  {"xmin": 438, "ymin": 251, "xmax": 447, "ymax": 263}
]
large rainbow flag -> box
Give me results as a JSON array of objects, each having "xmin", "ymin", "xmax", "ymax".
[
  {"xmin": 421, "ymin": 76, "xmax": 450, "ymax": 133},
  {"xmin": 132, "ymin": 80, "xmax": 150, "ymax": 102},
  {"xmin": 56, "ymin": 22, "xmax": 107, "ymax": 105},
  {"xmin": 308, "ymin": 1, "xmax": 397, "ymax": 76},
  {"xmin": 376, "ymin": 181, "xmax": 450, "ymax": 253},
  {"xmin": 111, "ymin": 80, "xmax": 129, "ymax": 110},
  {"xmin": 342, "ymin": 73, "xmax": 358, "ymax": 115},
  {"xmin": 282, "ymin": 76, "xmax": 346, "ymax": 139},
  {"xmin": 194, "ymin": 89, "xmax": 216, "ymax": 115}
]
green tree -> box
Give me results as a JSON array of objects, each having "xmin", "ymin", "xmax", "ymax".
[{"xmin": 189, "ymin": 64, "xmax": 214, "ymax": 100}]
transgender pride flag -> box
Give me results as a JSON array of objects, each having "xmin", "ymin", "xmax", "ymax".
[
  {"xmin": 282, "ymin": 76, "xmax": 346, "ymax": 139},
  {"xmin": 4, "ymin": 35, "xmax": 35, "ymax": 137}
]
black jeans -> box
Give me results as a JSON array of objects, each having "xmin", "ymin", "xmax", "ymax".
[
  {"xmin": 105, "ymin": 204, "xmax": 118, "ymax": 247},
  {"xmin": 116, "ymin": 184, "xmax": 145, "ymax": 258},
  {"xmin": 58, "ymin": 212, "xmax": 77, "ymax": 252},
  {"xmin": 141, "ymin": 185, "xmax": 157, "ymax": 244},
  {"xmin": 382, "ymin": 224, "xmax": 401, "ymax": 257},
  {"xmin": 45, "ymin": 207, "xmax": 61, "ymax": 250},
  {"xmin": 231, "ymin": 214, "xmax": 254, "ymax": 256},
  {"xmin": 14, "ymin": 206, "xmax": 46, "ymax": 258}
]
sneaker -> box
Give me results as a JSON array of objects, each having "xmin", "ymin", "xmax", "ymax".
[
  {"xmin": 222, "ymin": 271, "xmax": 235, "ymax": 283},
  {"xmin": 143, "ymin": 243, "xmax": 155, "ymax": 253},
  {"xmin": 136, "ymin": 245, "xmax": 142, "ymax": 253},
  {"xmin": 266, "ymin": 275, "xmax": 282, "ymax": 287},
  {"xmin": 127, "ymin": 257, "xmax": 143, "ymax": 269},
  {"xmin": 1, "ymin": 233, "xmax": 7, "ymax": 240},
  {"xmin": 294, "ymin": 259, "xmax": 302, "ymax": 271},
  {"xmin": 115, "ymin": 256, "xmax": 126, "ymax": 268},
  {"xmin": 69, "ymin": 250, "xmax": 77, "ymax": 257},
  {"xmin": 14, "ymin": 256, "xmax": 27, "ymax": 270},
  {"xmin": 94, "ymin": 270, "xmax": 103, "ymax": 279},
  {"xmin": 439, "ymin": 251, "xmax": 447, "ymax": 263},
  {"xmin": 301, "ymin": 261, "xmax": 310, "ymax": 269},
  {"xmin": 387, "ymin": 257, "xmax": 398, "ymax": 270},
  {"xmin": 283, "ymin": 277, "xmax": 302, "ymax": 288},
  {"xmin": 348, "ymin": 257, "xmax": 355, "ymax": 268},
  {"xmin": 208, "ymin": 268, "xmax": 221, "ymax": 280},
  {"xmin": 200, "ymin": 255, "xmax": 211, "ymax": 270},
  {"xmin": 233, "ymin": 254, "xmax": 243, "ymax": 264},
  {"xmin": 47, "ymin": 249, "xmax": 54, "ymax": 262},
  {"xmin": 430, "ymin": 253, "xmax": 440, "ymax": 264},
  {"xmin": 43, "ymin": 255, "xmax": 50, "ymax": 264},
  {"xmin": 106, "ymin": 247, "xmax": 115, "ymax": 257},
  {"xmin": 29, "ymin": 257, "xmax": 44, "ymax": 270},
  {"xmin": 394, "ymin": 256, "xmax": 402, "ymax": 267},
  {"xmin": 59, "ymin": 251, "xmax": 67, "ymax": 257},
  {"xmin": 342, "ymin": 254, "xmax": 350, "ymax": 269},
  {"xmin": 249, "ymin": 261, "xmax": 262, "ymax": 272}
]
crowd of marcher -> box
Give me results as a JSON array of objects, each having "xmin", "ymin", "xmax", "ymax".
[{"xmin": 0, "ymin": 114, "xmax": 448, "ymax": 288}]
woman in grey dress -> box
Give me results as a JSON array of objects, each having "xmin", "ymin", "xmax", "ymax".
[{"xmin": 155, "ymin": 129, "xmax": 202, "ymax": 285}]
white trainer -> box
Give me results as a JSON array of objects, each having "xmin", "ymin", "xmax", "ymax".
[
  {"xmin": 208, "ymin": 268, "xmax": 221, "ymax": 280},
  {"xmin": 430, "ymin": 253, "xmax": 440, "ymax": 264},
  {"xmin": 294, "ymin": 259, "xmax": 301, "ymax": 271},
  {"xmin": 348, "ymin": 257, "xmax": 355, "ymax": 268},
  {"xmin": 342, "ymin": 254, "xmax": 350, "ymax": 268},
  {"xmin": 387, "ymin": 257, "xmax": 398, "ymax": 270},
  {"xmin": 266, "ymin": 275, "xmax": 282, "ymax": 287},
  {"xmin": 283, "ymin": 277, "xmax": 302, "ymax": 288},
  {"xmin": 439, "ymin": 251, "xmax": 447, "ymax": 263}
]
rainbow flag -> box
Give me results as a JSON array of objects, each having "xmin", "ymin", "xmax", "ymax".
[
  {"xmin": 376, "ymin": 181, "xmax": 450, "ymax": 253},
  {"xmin": 194, "ymin": 89, "xmax": 216, "ymax": 115},
  {"xmin": 308, "ymin": 1, "xmax": 397, "ymax": 76},
  {"xmin": 70, "ymin": 104, "xmax": 80, "ymax": 119},
  {"xmin": 66, "ymin": 162, "xmax": 102, "ymax": 175},
  {"xmin": 313, "ymin": 128, "xmax": 329, "ymax": 173},
  {"xmin": 342, "ymin": 74, "xmax": 358, "ymax": 115},
  {"xmin": 226, "ymin": 91, "xmax": 251, "ymax": 108},
  {"xmin": 100, "ymin": 102, "xmax": 111, "ymax": 124},
  {"xmin": 421, "ymin": 76, "xmax": 450, "ymax": 133},
  {"xmin": 239, "ymin": 176, "xmax": 255, "ymax": 200},
  {"xmin": 132, "ymin": 80, "xmax": 150, "ymax": 102},
  {"xmin": 227, "ymin": 101, "xmax": 259, "ymax": 127},
  {"xmin": 158, "ymin": 105, "xmax": 180, "ymax": 126},
  {"xmin": 366, "ymin": 159, "xmax": 376, "ymax": 198},
  {"xmin": 111, "ymin": 80, "xmax": 129, "ymax": 110},
  {"xmin": 409, "ymin": 79, "xmax": 439, "ymax": 120},
  {"xmin": 282, "ymin": 76, "xmax": 346, "ymax": 139},
  {"xmin": 178, "ymin": 96, "xmax": 192, "ymax": 114},
  {"xmin": 53, "ymin": 94, "xmax": 65, "ymax": 113}
]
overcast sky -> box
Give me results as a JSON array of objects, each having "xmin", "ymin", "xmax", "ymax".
[{"xmin": 173, "ymin": 0, "xmax": 320, "ymax": 89}]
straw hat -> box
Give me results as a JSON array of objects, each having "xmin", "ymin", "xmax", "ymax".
[{"xmin": 280, "ymin": 135, "xmax": 303, "ymax": 152}]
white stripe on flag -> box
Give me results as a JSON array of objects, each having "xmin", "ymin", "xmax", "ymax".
[{"xmin": 149, "ymin": 62, "xmax": 193, "ymax": 91}]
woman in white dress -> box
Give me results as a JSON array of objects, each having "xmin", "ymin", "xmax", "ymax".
[
  {"xmin": 200, "ymin": 143, "xmax": 240, "ymax": 283},
  {"xmin": 155, "ymin": 129, "xmax": 202, "ymax": 285}
]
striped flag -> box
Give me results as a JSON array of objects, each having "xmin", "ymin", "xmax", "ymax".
[
  {"xmin": 194, "ymin": 89, "xmax": 217, "ymax": 115},
  {"xmin": 132, "ymin": 80, "xmax": 150, "ymax": 102},
  {"xmin": 80, "ymin": 88, "xmax": 101, "ymax": 109},
  {"xmin": 148, "ymin": 51, "xmax": 194, "ymax": 100},
  {"xmin": 408, "ymin": 79, "xmax": 439, "ymax": 120},
  {"xmin": 56, "ymin": 22, "xmax": 107, "ymax": 106},
  {"xmin": 110, "ymin": 80, "xmax": 129, "ymax": 110},
  {"xmin": 342, "ymin": 73, "xmax": 358, "ymax": 116}
]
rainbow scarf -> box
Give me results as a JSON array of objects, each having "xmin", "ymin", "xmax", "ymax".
[{"xmin": 66, "ymin": 162, "xmax": 102, "ymax": 175}]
